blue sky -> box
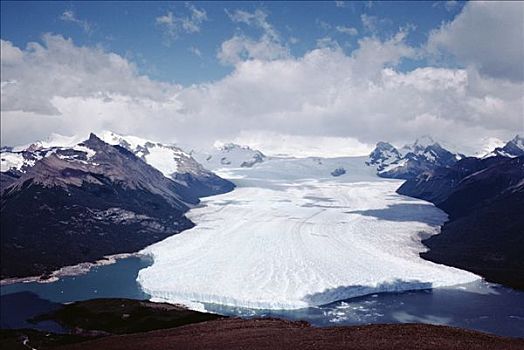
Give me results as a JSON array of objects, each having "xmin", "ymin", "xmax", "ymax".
[
  {"xmin": 1, "ymin": 1, "xmax": 465, "ymax": 85},
  {"xmin": 1, "ymin": 1, "xmax": 522, "ymax": 155}
]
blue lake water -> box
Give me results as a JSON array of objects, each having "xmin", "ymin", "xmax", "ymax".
[{"xmin": 1, "ymin": 256, "xmax": 523, "ymax": 337}]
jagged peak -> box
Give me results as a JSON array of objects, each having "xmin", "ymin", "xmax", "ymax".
[
  {"xmin": 375, "ymin": 141, "xmax": 396, "ymax": 150},
  {"xmin": 81, "ymin": 133, "xmax": 112, "ymax": 152},
  {"xmin": 509, "ymin": 134, "xmax": 524, "ymax": 146},
  {"xmin": 486, "ymin": 134, "xmax": 524, "ymax": 158},
  {"xmin": 400, "ymin": 136, "xmax": 454, "ymax": 157},
  {"xmin": 413, "ymin": 135, "xmax": 435, "ymax": 147},
  {"xmin": 88, "ymin": 132, "xmax": 100, "ymax": 141},
  {"xmin": 369, "ymin": 142, "xmax": 400, "ymax": 158},
  {"xmin": 401, "ymin": 136, "xmax": 440, "ymax": 153}
]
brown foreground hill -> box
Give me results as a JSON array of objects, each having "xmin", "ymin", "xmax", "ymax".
[
  {"xmin": 2, "ymin": 298, "xmax": 522, "ymax": 350},
  {"xmin": 57, "ymin": 318, "xmax": 524, "ymax": 350}
]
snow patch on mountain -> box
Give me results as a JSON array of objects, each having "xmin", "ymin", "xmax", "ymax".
[
  {"xmin": 99, "ymin": 131, "xmax": 192, "ymax": 177},
  {"xmin": 1, "ymin": 138, "xmax": 97, "ymax": 173},
  {"xmin": 12, "ymin": 133, "xmax": 86, "ymax": 152},
  {"xmin": 143, "ymin": 146, "xmax": 180, "ymax": 175},
  {"xmin": 0, "ymin": 152, "xmax": 27, "ymax": 172}
]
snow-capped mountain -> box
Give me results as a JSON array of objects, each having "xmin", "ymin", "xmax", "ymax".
[
  {"xmin": 193, "ymin": 143, "xmax": 266, "ymax": 170},
  {"xmin": 1, "ymin": 133, "xmax": 197, "ymax": 278},
  {"xmin": 484, "ymin": 135, "xmax": 524, "ymax": 158},
  {"xmin": 0, "ymin": 144, "xmax": 95, "ymax": 172},
  {"xmin": 366, "ymin": 141, "xmax": 402, "ymax": 172},
  {"xmin": 366, "ymin": 137, "xmax": 463, "ymax": 179},
  {"xmin": 0, "ymin": 131, "xmax": 234, "ymax": 197},
  {"xmin": 99, "ymin": 131, "xmax": 234, "ymax": 197},
  {"xmin": 1, "ymin": 138, "xmax": 100, "ymax": 192}
]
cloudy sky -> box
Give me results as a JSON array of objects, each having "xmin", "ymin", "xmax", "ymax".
[{"xmin": 1, "ymin": 1, "xmax": 523, "ymax": 156}]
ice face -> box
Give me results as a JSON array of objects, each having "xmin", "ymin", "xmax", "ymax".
[{"xmin": 137, "ymin": 156, "xmax": 479, "ymax": 310}]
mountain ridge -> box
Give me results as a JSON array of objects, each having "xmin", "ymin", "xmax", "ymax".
[{"xmin": 397, "ymin": 154, "xmax": 524, "ymax": 289}]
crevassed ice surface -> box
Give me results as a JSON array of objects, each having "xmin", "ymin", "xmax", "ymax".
[{"xmin": 137, "ymin": 156, "xmax": 479, "ymax": 310}]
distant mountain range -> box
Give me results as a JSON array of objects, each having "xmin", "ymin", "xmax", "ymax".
[
  {"xmin": 366, "ymin": 135, "xmax": 524, "ymax": 180},
  {"xmin": 0, "ymin": 133, "xmax": 234, "ymax": 279},
  {"xmin": 396, "ymin": 135, "xmax": 524, "ymax": 289},
  {"xmin": 366, "ymin": 136, "xmax": 464, "ymax": 179}
]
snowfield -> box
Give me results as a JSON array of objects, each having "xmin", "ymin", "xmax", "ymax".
[{"xmin": 137, "ymin": 156, "xmax": 479, "ymax": 310}]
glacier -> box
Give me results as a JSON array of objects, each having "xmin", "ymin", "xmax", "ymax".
[{"xmin": 137, "ymin": 156, "xmax": 480, "ymax": 310}]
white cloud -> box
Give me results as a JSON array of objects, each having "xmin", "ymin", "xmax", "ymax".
[
  {"xmin": 351, "ymin": 28, "xmax": 417, "ymax": 79},
  {"xmin": 316, "ymin": 19, "xmax": 332, "ymax": 31},
  {"xmin": 60, "ymin": 10, "xmax": 93, "ymax": 34},
  {"xmin": 217, "ymin": 35, "xmax": 289, "ymax": 65},
  {"xmin": 0, "ymin": 35, "xmax": 179, "ymax": 115},
  {"xmin": 316, "ymin": 37, "xmax": 341, "ymax": 50},
  {"xmin": 228, "ymin": 131, "xmax": 373, "ymax": 157},
  {"xmin": 226, "ymin": 9, "xmax": 279, "ymax": 41},
  {"xmin": 360, "ymin": 14, "xmax": 391, "ymax": 34},
  {"xmin": 428, "ymin": 1, "xmax": 524, "ymax": 81},
  {"xmin": 334, "ymin": 1, "xmax": 347, "ymax": 8},
  {"xmin": 444, "ymin": 0, "xmax": 459, "ymax": 11},
  {"xmin": 156, "ymin": 3, "xmax": 207, "ymax": 41},
  {"xmin": 432, "ymin": 1, "xmax": 459, "ymax": 12},
  {"xmin": 336, "ymin": 25, "xmax": 358, "ymax": 36},
  {"xmin": 0, "ymin": 40, "xmax": 23, "ymax": 64},
  {"xmin": 219, "ymin": 9, "xmax": 288, "ymax": 65},
  {"xmin": 1, "ymin": 20, "xmax": 522, "ymax": 156}
]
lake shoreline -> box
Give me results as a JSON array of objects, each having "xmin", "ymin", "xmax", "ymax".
[
  {"xmin": 0, "ymin": 253, "xmax": 148, "ymax": 287},
  {"xmin": 2, "ymin": 256, "xmax": 523, "ymax": 338}
]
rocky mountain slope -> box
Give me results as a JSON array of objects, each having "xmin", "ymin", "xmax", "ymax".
[
  {"xmin": 397, "ymin": 136, "xmax": 524, "ymax": 289},
  {"xmin": 0, "ymin": 133, "xmax": 233, "ymax": 279}
]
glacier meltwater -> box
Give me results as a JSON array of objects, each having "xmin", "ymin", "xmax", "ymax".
[{"xmin": 137, "ymin": 156, "xmax": 479, "ymax": 310}]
